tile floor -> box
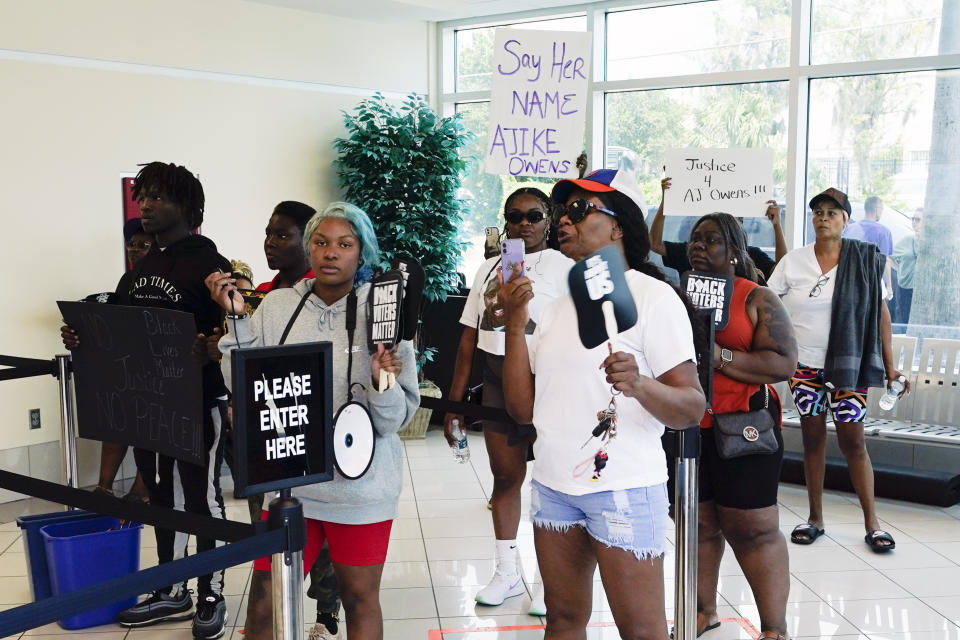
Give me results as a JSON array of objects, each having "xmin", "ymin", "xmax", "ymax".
[{"xmin": 0, "ymin": 428, "xmax": 958, "ymax": 639}]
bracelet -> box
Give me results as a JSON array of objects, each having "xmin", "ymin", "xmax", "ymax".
[{"xmin": 225, "ymin": 313, "xmax": 247, "ymax": 320}]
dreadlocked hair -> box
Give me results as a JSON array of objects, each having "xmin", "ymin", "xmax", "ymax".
[
  {"xmin": 504, "ymin": 187, "xmax": 560, "ymax": 250},
  {"xmin": 590, "ymin": 189, "xmax": 711, "ymax": 352},
  {"xmin": 132, "ymin": 162, "xmax": 205, "ymax": 229},
  {"xmin": 690, "ymin": 213, "xmax": 757, "ymax": 282}
]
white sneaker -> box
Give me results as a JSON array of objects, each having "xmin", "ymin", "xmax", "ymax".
[
  {"xmin": 475, "ymin": 570, "xmax": 525, "ymax": 606},
  {"xmin": 307, "ymin": 621, "xmax": 340, "ymax": 640},
  {"xmin": 528, "ymin": 582, "xmax": 546, "ymax": 616}
]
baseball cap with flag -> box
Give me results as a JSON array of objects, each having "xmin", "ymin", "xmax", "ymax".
[{"xmin": 551, "ymin": 169, "xmax": 649, "ymax": 221}]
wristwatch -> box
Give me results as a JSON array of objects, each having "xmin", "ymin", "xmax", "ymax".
[{"xmin": 717, "ymin": 348, "xmax": 734, "ymax": 370}]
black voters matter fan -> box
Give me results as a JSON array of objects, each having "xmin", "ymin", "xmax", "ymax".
[{"xmin": 681, "ymin": 271, "xmax": 733, "ymax": 330}]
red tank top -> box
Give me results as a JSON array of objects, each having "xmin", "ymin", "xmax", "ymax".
[{"xmin": 700, "ymin": 277, "xmax": 765, "ymax": 428}]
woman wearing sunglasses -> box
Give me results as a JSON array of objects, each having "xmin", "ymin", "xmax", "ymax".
[
  {"xmin": 499, "ymin": 170, "xmax": 705, "ymax": 640},
  {"xmin": 685, "ymin": 213, "xmax": 797, "ymax": 640},
  {"xmin": 767, "ymin": 188, "xmax": 908, "ymax": 554},
  {"xmin": 444, "ymin": 187, "xmax": 573, "ymax": 614}
]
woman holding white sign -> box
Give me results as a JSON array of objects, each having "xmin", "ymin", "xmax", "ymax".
[
  {"xmin": 684, "ymin": 213, "xmax": 797, "ymax": 640},
  {"xmin": 443, "ymin": 187, "xmax": 573, "ymax": 614},
  {"xmin": 209, "ymin": 202, "xmax": 419, "ymax": 640},
  {"xmin": 499, "ymin": 169, "xmax": 705, "ymax": 640}
]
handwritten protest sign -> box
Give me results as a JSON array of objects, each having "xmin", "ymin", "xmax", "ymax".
[
  {"xmin": 58, "ymin": 301, "xmax": 203, "ymax": 465},
  {"xmin": 663, "ymin": 148, "xmax": 773, "ymax": 217},
  {"xmin": 231, "ymin": 342, "xmax": 333, "ymax": 496},
  {"xmin": 486, "ymin": 28, "xmax": 591, "ymax": 178}
]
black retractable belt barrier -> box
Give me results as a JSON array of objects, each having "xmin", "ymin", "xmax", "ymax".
[
  {"xmin": 668, "ymin": 426, "xmax": 700, "ymax": 640},
  {"xmin": 0, "ymin": 471, "xmax": 295, "ymax": 638},
  {"xmin": 0, "ymin": 355, "xmax": 58, "ymax": 382},
  {"xmin": 417, "ymin": 396, "xmax": 515, "ymax": 424}
]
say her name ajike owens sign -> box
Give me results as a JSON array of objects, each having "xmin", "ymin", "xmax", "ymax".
[
  {"xmin": 57, "ymin": 301, "xmax": 204, "ymax": 465},
  {"xmin": 230, "ymin": 342, "xmax": 333, "ymax": 497},
  {"xmin": 486, "ymin": 28, "xmax": 591, "ymax": 179}
]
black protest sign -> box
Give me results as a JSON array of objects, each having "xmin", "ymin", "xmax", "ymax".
[
  {"xmin": 690, "ymin": 308, "xmax": 715, "ymax": 410},
  {"xmin": 230, "ymin": 342, "xmax": 333, "ymax": 497},
  {"xmin": 568, "ymin": 245, "xmax": 638, "ymax": 349},
  {"xmin": 391, "ymin": 257, "xmax": 425, "ymax": 341},
  {"xmin": 681, "ymin": 271, "xmax": 734, "ymax": 330},
  {"xmin": 57, "ymin": 301, "xmax": 204, "ymax": 465},
  {"xmin": 367, "ymin": 271, "xmax": 404, "ymax": 351}
]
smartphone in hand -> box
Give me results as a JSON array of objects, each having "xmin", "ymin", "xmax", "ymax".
[
  {"xmin": 483, "ymin": 226, "xmax": 501, "ymax": 259},
  {"xmin": 501, "ymin": 238, "xmax": 525, "ymax": 281}
]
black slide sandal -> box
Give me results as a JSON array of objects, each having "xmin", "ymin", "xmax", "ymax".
[
  {"xmin": 790, "ymin": 522, "xmax": 825, "ymax": 545},
  {"xmin": 865, "ymin": 530, "xmax": 896, "ymax": 553}
]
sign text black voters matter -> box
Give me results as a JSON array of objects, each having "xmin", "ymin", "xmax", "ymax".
[
  {"xmin": 58, "ymin": 301, "xmax": 204, "ymax": 465},
  {"xmin": 231, "ymin": 342, "xmax": 333, "ymax": 497}
]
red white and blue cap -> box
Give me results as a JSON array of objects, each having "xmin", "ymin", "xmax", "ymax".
[{"xmin": 551, "ymin": 169, "xmax": 649, "ymax": 219}]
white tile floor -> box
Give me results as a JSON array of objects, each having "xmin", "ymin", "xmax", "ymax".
[{"xmin": 0, "ymin": 428, "xmax": 958, "ymax": 639}]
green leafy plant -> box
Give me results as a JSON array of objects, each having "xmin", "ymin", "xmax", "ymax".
[
  {"xmin": 334, "ymin": 92, "xmax": 473, "ymax": 304},
  {"xmin": 334, "ymin": 93, "xmax": 473, "ymax": 372}
]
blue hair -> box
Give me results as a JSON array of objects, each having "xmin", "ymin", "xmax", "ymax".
[{"xmin": 302, "ymin": 202, "xmax": 379, "ymax": 285}]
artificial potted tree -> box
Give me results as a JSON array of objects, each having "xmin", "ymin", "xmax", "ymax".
[{"xmin": 334, "ymin": 92, "xmax": 472, "ymax": 438}]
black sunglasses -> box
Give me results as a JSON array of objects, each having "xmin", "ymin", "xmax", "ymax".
[
  {"xmin": 504, "ymin": 208, "xmax": 546, "ymax": 224},
  {"xmin": 554, "ymin": 198, "xmax": 618, "ymax": 225}
]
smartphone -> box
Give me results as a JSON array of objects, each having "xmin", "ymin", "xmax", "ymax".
[
  {"xmin": 501, "ymin": 238, "xmax": 525, "ymax": 281},
  {"xmin": 483, "ymin": 226, "xmax": 502, "ymax": 259}
]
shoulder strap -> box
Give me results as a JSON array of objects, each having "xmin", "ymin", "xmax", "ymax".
[{"xmin": 279, "ymin": 287, "xmax": 313, "ymax": 346}]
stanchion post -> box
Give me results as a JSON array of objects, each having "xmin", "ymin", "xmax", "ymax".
[
  {"xmin": 55, "ymin": 355, "xmax": 79, "ymax": 497},
  {"xmin": 268, "ymin": 489, "xmax": 306, "ymax": 640},
  {"xmin": 671, "ymin": 427, "xmax": 700, "ymax": 640}
]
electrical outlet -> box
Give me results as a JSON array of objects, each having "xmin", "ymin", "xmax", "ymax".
[{"xmin": 29, "ymin": 409, "xmax": 41, "ymax": 429}]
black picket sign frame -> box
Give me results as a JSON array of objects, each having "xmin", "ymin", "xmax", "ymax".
[{"xmin": 231, "ymin": 341, "xmax": 334, "ymax": 497}]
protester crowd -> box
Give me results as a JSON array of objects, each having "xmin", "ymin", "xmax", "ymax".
[{"xmin": 59, "ymin": 159, "xmax": 910, "ymax": 640}]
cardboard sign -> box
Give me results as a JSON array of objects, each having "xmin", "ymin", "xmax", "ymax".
[
  {"xmin": 230, "ymin": 342, "xmax": 333, "ymax": 497},
  {"xmin": 367, "ymin": 271, "xmax": 404, "ymax": 351},
  {"xmin": 486, "ymin": 27, "xmax": 591, "ymax": 178},
  {"xmin": 391, "ymin": 257, "xmax": 425, "ymax": 342},
  {"xmin": 663, "ymin": 148, "xmax": 773, "ymax": 217},
  {"xmin": 681, "ymin": 271, "xmax": 734, "ymax": 330},
  {"xmin": 57, "ymin": 301, "xmax": 204, "ymax": 465},
  {"xmin": 568, "ymin": 246, "xmax": 638, "ymax": 349}
]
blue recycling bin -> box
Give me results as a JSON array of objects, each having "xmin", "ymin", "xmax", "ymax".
[
  {"xmin": 40, "ymin": 516, "xmax": 142, "ymax": 629},
  {"xmin": 16, "ymin": 510, "xmax": 100, "ymax": 601}
]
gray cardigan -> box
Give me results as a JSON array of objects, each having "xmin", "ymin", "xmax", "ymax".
[{"xmin": 220, "ymin": 279, "xmax": 419, "ymax": 524}]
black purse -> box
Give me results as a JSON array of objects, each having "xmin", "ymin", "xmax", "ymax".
[{"xmin": 712, "ymin": 385, "xmax": 777, "ymax": 460}]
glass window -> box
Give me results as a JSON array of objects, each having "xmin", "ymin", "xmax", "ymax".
[
  {"xmin": 606, "ymin": 1, "xmax": 791, "ymax": 81},
  {"xmin": 456, "ymin": 102, "xmax": 560, "ymax": 281},
  {"xmin": 811, "ymin": 0, "xmax": 958, "ymax": 64},
  {"xmin": 455, "ymin": 16, "xmax": 588, "ymax": 93},
  {"xmin": 806, "ymin": 69, "xmax": 960, "ymax": 331},
  {"xmin": 605, "ymin": 82, "xmax": 789, "ymax": 275}
]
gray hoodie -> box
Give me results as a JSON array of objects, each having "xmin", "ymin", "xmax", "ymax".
[{"xmin": 220, "ymin": 279, "xmax": 419, "ymax": 524}]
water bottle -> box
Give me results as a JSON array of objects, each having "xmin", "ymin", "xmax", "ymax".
[
  {"xmin": 451, "ymin": 419, "xmax": 470, "ymax": 463},
  {"xmin": 878, "ymin": 376, "xmax": 906, "ymax": 411}
]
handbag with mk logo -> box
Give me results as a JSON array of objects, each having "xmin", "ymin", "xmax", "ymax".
[{"xmin": 712, "ymin": 385, "xmax": 777, "ymax": 460}]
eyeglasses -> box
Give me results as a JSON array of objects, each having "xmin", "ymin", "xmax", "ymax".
[
  {"xmin": 504, "ymin": 209, "xmax": 546, "ymax": 224},
  {"xmin": 809, "ymin": 274, "xmax": 829, "ymax": 297},
  {"xmin": 555, "ymin": 198, "xmax": 618, "ymax": 225}
]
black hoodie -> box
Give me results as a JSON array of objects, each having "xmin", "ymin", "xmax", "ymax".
[{"xmin": 115, "ymin": 233, "xmax": 231, "ymax": 406}]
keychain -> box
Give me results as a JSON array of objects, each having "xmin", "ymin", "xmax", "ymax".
[{"xmin": 575, "ymin": 344, "xmax": 621, "ymax": 481}]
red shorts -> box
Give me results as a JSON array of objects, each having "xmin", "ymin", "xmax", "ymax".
[{"xmin": 253, "ymin": 513, "xmax": 392, "ymax": 572}]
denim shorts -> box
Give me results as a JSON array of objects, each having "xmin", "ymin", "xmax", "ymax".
[{"xmin": 530, "ymin": 479, "xmax": 669, "ymax": 560}]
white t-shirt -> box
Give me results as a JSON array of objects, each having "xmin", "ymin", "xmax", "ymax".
[
  {"xmin": 528, "ymin": 270, "xmax": 696, "ymax": 496},
  {"xmin": 460, "ymin": 248, "xmax": 573, "ymax": 356},
  {"xmin": 767, "ymin": 243, "xmax": 885, "ymax": 369}
]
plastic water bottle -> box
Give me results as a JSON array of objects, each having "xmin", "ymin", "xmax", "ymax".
[
  {"xmin": 451, "ymin": 419, "xmax": 470, "ymax": 463},
  {"xmin": 878, "ymin": 376, "xmax": 906, "ymax": 411}
]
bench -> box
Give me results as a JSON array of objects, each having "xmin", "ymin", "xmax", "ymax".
[{"xmin": 777, "ymin": 335, "xmax": 960, "ymax": 506}]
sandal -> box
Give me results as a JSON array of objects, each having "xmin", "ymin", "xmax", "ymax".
[
  {"xmin": 669, "ymin": 619, "xmax": 721, "ymax": 638},
  {"xmin": 759, "ymin": 633, "xmax": 787, "ymax": 640},
  {"xmin": 865, "ymin": 529, "xmax": 896, "ymax": 553},
  {"xmin": 790, "ymin": 522, "xmax": 825, "ymax": 545}
]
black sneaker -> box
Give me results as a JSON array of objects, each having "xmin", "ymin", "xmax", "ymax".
[
  {"xmin": 116, "ymin": 589, "xmax": 193, "ymax": 627},
  {"xmin": 192, "ymin": 593, "xmax": 228, "ymax": 639}
]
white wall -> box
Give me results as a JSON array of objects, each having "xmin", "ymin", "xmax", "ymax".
[{"xmin": 0, "ymin": 0, "xmax": 430, "ymax": 454}]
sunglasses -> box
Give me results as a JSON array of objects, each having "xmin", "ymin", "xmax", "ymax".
[
  {"xmin": 554, "ymin": 198, "xmax": 618, "ymax": 225},
  {"xmin": 504, "ymin": 208, "xmax": 546, "ymax": 224},
  {"xmin": 809, "ymin": 274, "xmax": 829, "ymax": 298}
]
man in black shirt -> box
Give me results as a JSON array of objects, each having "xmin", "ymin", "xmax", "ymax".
[{"xmin": 650, "ymin": 177, "xmax": 787, "ymax": 280}]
